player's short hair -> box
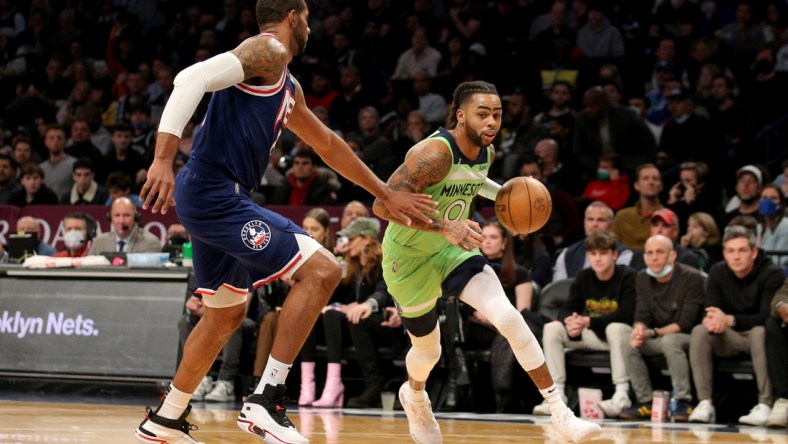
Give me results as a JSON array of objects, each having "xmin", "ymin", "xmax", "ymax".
[
  {"xmin": 635, "ymin": 163, "xmax": 660, "ymax": 182},
  {"xmin": 0, "ymin": 152, "xmax": 16, "ymax": 170},
  {"xmin": 584, "ymin": 230, "xmax": 618, "ymax": 252},
  {"xmin": 73, "ymin": 157, "xmax": 94, "ymax": 172},
  {"xmin": 256, "ymin": 0, "xmax": 306, "ymax": 28},
  {"xmin": 19, "ymin": 161, "xmax": 44, "ymax": 179},
  {"xmin": 449, "ymin": 81, "xmax": 499, "ymax": 129},
  {"xmin": 112, "ymin": 122, "xmax": 133, "ymax": 135},
  {"xmin": 722, "ymin": 225, "xmax": 756, "ymax": 248},
  {"xmin": 293, "ymin": 149, "xmax": 318, "ymax": 165},
  {"xmin": 105, "ymin": 171, "xmax": 132, "ymax": 191}
]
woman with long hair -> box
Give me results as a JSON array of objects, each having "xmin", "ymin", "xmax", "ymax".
[
  {"xmin": 680, "ymin": 211, "xmax": 722, "ymax": 270},
  {"xmin": 299, "ymin": 216, "xmax": 387, "ymax": 408},
  {"xmin": 302, "ymin": 207, "xmax": 335, "ymax": 251}
]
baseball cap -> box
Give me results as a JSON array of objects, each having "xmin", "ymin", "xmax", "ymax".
[
  {"xmin": 655, "ymin": 61, "xmax": 676, "ymax": 73},
  {"xmin": 651, "ymin": 208, "xmax": 677, "ymax": 227},
  {"xmin": 665, "ymin": 87, "xmax": 688, "ymax": 100},
  {"xmin": 468, "ymin": 43, "xmax": 487, "ymax": 57},
  {"xmin": 337, "ymin": 217, "xmax": 380, "ymax": 239},
  {"xmin": 736, "ymin": 165, "xmax": 763, "ymax": 186}
]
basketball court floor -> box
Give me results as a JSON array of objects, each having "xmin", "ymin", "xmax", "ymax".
[{"xmin": 1, "ymin": 390, "xmax": 785, "ymax": 444}]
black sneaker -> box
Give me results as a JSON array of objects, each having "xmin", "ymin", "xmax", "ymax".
[
  {"xmin": 672, "ymin": 400, "xmax": 694, "ymax": 422},
  {"xmin": 618, "ymin": 402, "xmax": 653, "ymax": 420},
  {"xmin": 237, "ymin": 384, "xmax": 309, "ymax": 443},
  {"xmin": 135, "ymin": 404, "xmax": 203, "ymax": 444}
]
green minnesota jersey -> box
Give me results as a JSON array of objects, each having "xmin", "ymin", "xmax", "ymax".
[{"xmin": 385, "ymin": 127, "xmax": 492, "ymax": 256}]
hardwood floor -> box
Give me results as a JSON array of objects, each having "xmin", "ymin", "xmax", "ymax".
[{"xmin": 1, "ymin": 400, "xmax": 785, "ymax": 443}]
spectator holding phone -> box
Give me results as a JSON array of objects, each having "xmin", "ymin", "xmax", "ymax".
[{"xmin": 667, "ymin": 161, "xmax": 721, "ymax": 232}]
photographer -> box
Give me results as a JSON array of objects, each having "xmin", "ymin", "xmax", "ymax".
[{"xmin": 667, "ymin": 161, "xmax": 721, "ymax": 233}]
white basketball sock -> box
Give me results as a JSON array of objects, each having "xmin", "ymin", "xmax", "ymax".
[
  {"xmin": 158, "ymin": 384, "xmax": 191, "ymax": 420},
  {"xmin": 256, "ymin": 355, "xmax": 291, "ymax": 393}
]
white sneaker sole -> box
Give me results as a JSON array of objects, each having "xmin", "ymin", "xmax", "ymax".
[
  {"xmin": 236, "ymin": 402, "xmax": 309, "ymax": 444},
  {"xmin": 134, "ymin": 424, "xmax": 202, "ymax": 444}
]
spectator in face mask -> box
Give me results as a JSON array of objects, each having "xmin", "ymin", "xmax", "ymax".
[
  {"xmin": 756, "ymin": 184, "xmax": 788, "ymax": 265},
  {"xmin": 54, "ymin": 212, "xmax": 97, "ymax": 258},
  {"xmin": 581, "ymin": 152, "xmax": 630, "ymax": 211}
]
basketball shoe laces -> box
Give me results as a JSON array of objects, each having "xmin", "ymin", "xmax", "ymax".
[
  {"xmin": 143, "ymin": 404, "xmax": 198, "ymax": 436},
  {"xmin": 410, "ymin": 397, "xmax": 438, "ymax": 427},
  {"xmin": 247, "ymin": 389, "xmax": 296, "ymax": 429}
]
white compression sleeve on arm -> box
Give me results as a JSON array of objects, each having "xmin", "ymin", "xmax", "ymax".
[
  {"xmin": 158, "ymin": 52, "xmax": 245, "ymax": 137},
  {"xmin": 478, "ymin": 177, "xmax": 501, "ymax": 200}
]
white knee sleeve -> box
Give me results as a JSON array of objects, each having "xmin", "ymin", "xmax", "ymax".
[
  {"xmin": 406, "ymin": 323, "xmax": 442, "ymax": 382},
  {"xmin": 460, "ymin": 265, "xmax": 545, "ymax": 370}
]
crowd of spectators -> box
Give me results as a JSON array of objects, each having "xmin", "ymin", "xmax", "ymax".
[{"xmin": 0, "ymin": 0, "xmax": 785, "ymax": 253}]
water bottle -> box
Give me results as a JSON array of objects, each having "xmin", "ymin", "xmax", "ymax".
[
  {"xmin": 668, "ymin": 390, "xmax": 678, "ymax": 423},
  {"xmin": 182, "ymin": 242, "xmax": 193, "ymax": 267}
]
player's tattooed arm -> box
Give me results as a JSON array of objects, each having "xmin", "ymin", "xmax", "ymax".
[
  {"xmin": 373, "ymin": 141, "xmax": 451, "ymax": 232},
  {"xmin": 231, "ymin": 36, "xmax": 287, "ymax": 85}
]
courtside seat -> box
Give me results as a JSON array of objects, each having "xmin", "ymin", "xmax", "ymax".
[{"xmin": 535, "ymin": 278, "xmax": 574, "ymax": 321}]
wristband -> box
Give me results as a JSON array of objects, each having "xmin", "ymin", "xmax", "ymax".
[{"xmin": 478, "ymin": 177, "xmax": 501, "ymax": 200}]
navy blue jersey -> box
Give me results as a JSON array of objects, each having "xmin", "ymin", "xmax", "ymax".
[
  {"xmin": 189, "ymin": 38, "xmax": 297, "ymax": 190},
  {"xmin": 171, "ymin": 34, "xmax": 322, "ymax": 296}
]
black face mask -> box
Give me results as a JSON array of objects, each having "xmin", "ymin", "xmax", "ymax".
[
  {"xmin": 740, "ymin": 195, "xmax": 759, "ymax": 205},
  {"xmin": 753, "ymin": 59, "xmax": 774, "ymax": 74}
]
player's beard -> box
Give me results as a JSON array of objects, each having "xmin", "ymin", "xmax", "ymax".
[
  {"xmin": 294, "ymin": 22, "xmax": 308, "ymax": 56},
  {"xmin": 466, "ymin": 126, "xmax": 486, "ymax": 148}
]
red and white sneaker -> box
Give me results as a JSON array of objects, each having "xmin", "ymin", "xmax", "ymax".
[{"xmin": 237, "ymin": 383, "xmax": 309, "ymax": 444}]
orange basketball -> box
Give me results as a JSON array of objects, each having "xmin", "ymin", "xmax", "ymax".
[{"xmin": 494, "ymin": 176, "xmax": 553, "ymax": 235}]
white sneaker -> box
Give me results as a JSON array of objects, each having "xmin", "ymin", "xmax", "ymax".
[
  {"xmin": 204, "ymin": 380, "xmax": 235, "ymax": 402},
  {"xmin": 740, "ymin": 403, "xmax": 772, "ymax": 426},
  {"xmin": 552, "ymin": 405, "xmax": 602, "ymax": 443},
  {"xmin": 767, "ymin": 398, "xmax": 788, "ymax": 428},
  {"xmin": 533, "ymin": 391, "xmax": 568, "ymax": 416},
  {"xmin": 532, "ymin": 400, "xmax": 552, "ymax": 416},
  {"xmin": 398, "ymin": 382, "xmax": 441, "ymax": 444},
  {"xmin": 598, "ymin": 392, "xmax": 631, "ymax": 418},
  {"xmin": 192, "ymin": 376, "xmax": 213, "ymax": 401},
  {"xmin": 237, "ymin": 384, "xmax": 309, "ymax": 444},
  {"xmin": 135, "ymin": 405, "xmax": 204, "ymax": 444},
  {"xmin": 689, "ymin": 399, "xmax": 716, "ymax": 423}
]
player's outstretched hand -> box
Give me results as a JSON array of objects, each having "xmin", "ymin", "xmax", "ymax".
[
  {"xmin": 381, "ymin": 189, "xmax": 438, "ymax": 226},
  {"xmin": 140, "ymin": 159, "xmax": 177, "ymax": 214}
]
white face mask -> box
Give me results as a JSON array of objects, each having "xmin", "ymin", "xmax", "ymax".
[
  {"xmin": 646, "ymin": 264, "xmax": 673, "ymax": 279},
  {"xmin": 63, "ymin": 230, "xmax": 85, "ymax": 248}
]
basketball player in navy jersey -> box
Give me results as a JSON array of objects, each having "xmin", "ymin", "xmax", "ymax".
[{"xmin": 135, "ymin": 1, "xmax": 435, "ymax": 443}]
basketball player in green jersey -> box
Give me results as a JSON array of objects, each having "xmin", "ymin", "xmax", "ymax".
[{"xmin": 373, "ymin": 81, "xmax": 601, "ymax": 444}]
